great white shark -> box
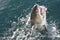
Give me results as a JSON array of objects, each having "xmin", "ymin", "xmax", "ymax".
[{"xmin": 30, "ymin": 4, "xmax": 47, "ymax": 31}]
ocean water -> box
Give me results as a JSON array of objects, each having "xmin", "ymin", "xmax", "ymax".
[{"xmin": 0, "ymin": 0, "xmax": 60, "ymax": 40}]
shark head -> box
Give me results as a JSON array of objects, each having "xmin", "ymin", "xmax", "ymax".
[{"xmin": 31, "ymin": 4, "xmax": 47, "ymax": 20}]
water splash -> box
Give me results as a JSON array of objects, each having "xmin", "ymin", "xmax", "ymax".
[{"xmin": 1, "ymin": 13, "xmax": 60, "ymax": 40}]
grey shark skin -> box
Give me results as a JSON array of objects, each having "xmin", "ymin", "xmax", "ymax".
[{"xmin": 30, "ymin": 4, "xmax": 47, "ymax": 31}]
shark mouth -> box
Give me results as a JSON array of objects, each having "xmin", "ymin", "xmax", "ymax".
[
  {"xmin": 40, "ymin": 6, "xmax": 47, "ymax": 16},
  {"xmin": 32, "ymin": 4, "xmax": 47, "ymax": 17}
]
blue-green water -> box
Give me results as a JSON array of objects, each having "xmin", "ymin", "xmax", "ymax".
[{"xmin": 0, "ymin": 0, "xmax": 60, "ymax": 40}]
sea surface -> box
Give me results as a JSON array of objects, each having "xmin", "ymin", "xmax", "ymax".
[{"xmin": 0, "ymin": 0, "xmax": 60, "ymax": 40}]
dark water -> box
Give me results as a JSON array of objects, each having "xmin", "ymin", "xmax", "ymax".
[{"xmin": 0, "ymin": 0, "xmax": 60, "ymax": 39}]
